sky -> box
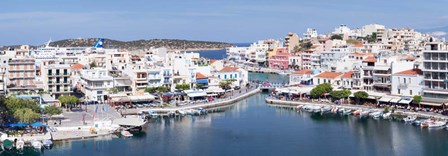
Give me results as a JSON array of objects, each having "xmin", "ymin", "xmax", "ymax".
[{"xmin": 0, "ymin": 0, "xmax": 447, "ymax": 45}]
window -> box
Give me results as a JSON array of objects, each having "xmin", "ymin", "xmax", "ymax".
[
  {"xmin": 230, "ymin": 74, "xmax": 232, "ymax": 79},
  {"xmin": 97, "ymin": 91, "xmax": 103, "ymax": 94},
  {"xmin": 409, "ymin": 78, "xmax": 411, "ymax": 84},
  {"xmin": 235, "ymin": 74, "xmax": 237, "ymax": 78},
  {"xmin": 404, "ymin": 78, "xmax": 406, "ymax": 83},
  {"xmin": 410, "ymin": 90, "xmax": 412, "ymax": 95},
  {"xmin": 224, "ymin": 75, "xmax": 227, "ymax": 79},
  {"xmin": 398, "ymin": 89, "xmax": 401, "ymax": 94}
]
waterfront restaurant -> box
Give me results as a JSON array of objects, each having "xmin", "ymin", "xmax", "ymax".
[{"xmin": 184, "ymin": 90, "xmax": 208, "ymax": 101}]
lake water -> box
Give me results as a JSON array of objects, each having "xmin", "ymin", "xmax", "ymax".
[{"xmin": 39, "ymin": 93, "xmax": 448, "ymax": 156}]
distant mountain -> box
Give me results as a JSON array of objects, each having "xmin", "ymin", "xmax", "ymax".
[
  {"xmin": 1, "ymin": 38, "xmax": 234, "ymax": 51},
  {"xmin": 417, "ymin": 26, "xmax": 448, "ymax": 38}
]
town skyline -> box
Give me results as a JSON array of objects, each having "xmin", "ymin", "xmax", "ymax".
[{"xmin": 1, "ymin": 0, "xmax": 447, "ymax": 45}]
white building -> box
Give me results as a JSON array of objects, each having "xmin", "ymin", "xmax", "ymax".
[
  {"xmin": 213, "ymin": 67, "xmax": 249, "ymax": 87},
  {"xmin": 80, "ymin": 68, "xmax": 114, "ymax": 102},
  {"xmin": 391, "ymin": 68, "xmax": 423, "ymax": 97}
]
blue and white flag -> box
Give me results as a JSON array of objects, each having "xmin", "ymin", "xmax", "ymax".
[{"xmin": 95, "ymin": 105, "xmax": 98, "ymax": 113}]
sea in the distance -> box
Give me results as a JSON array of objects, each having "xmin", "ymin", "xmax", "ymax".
[
  {"xmin": 196, "ymin": 43, "xmax": 250, "ymax": 60},
  {"xmin": 13, "ymin": 73, "xmax": 448, "ymax": 156}
]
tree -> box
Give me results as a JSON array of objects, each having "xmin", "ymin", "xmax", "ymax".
[
  {"xmin": 219, "ymin": 79, "xmax": 236, "ymax": 90},
  {"xmin": 310, "ymin": 83, "xmax": 333, "ymax": 99},
  {"xmin": 413, "ymin": 95, "xmax": 422, "ymax": 108},
  {"xmin": 156, "ymin": 86, "xmax": 169, "ymax": 93},
  {"xmin": 196, "ymin": 83, "xmax": 205, "ymax": 89},
  {"xmin": 14, "ymin": 108, "xmax": 39, "ymax": 123},
  {"xmin": 330, "ymin": 89, "xmax": 351, "ymax": 99},
  {"xmin": 5, "ymin": 97, "xmax": 40, "ymax": 115},
  {"xmin": 331, "ymin": 34, "xmax": 343, "ymax": 40},
  {"xmin": 43, "ymin": 105, "xmax": 63, "ymax": 116},
  {"xmin": 299, "ymin": 42, "xmax": 313, "ymax": 51},
  {"xmin": 89, "ymin": 61, "xmax": 98, "ymax": 68},
  {"xmin": 175, "ymin": 83, "xmax": 190, "ymax": 90},
  {"xmin": 144, "ymin": 87, "xmax": 158, "ymax": 93},
  {"xmin": 354, "ymin": 91, "xmax": 369, "ymax": 105},
  {"xmin": 58, "ymin": 95, "xmax": 79, "ymax": 109},
  {"xmin": 107, "ymin": 87, "xmax": 119, "ymax": 94}
]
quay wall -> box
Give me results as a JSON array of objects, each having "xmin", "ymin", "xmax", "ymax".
[{"xmin": 266, "ymin": 98, "xmax": 448, "ymax": 120}]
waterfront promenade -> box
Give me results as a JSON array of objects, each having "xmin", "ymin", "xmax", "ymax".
[
  {"xmin": 125, "ymin": 85, "xmax": 261, "ymax": 115},
  {"xmin": 266, "ymin": 98, "xmax": 448, "ymax": 120}
]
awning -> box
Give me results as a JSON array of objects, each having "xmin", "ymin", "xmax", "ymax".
[
  {"xmin": 187, "ymin": 92, "xmax": 208, "ymax": 97},
  {"xmin": 205, "ymin": 87, "xmax": 225, "ymax": 93},
  {"xmin": 196, "ymin": 79, "xmax": 208, "ymax": 84},
  {"xmin": 390, "ymin": 98, "xmax": 401, "ymax": 103},
  {"xmin": 207, "ymin": 93, "xmax": 218, "ymax": 96},
  {"xmin": 128, "ymin": 95, "xmax": 155, "ymax": 102},
  {"xmin": 398, "ymin": 99, "xmax": 412, "ymax": 104},
  {"xmin": 374, "ymin": 66, "xmax": 390, "ymax": 71},
  {"xmin": 112, "ymin": 97, "xmax": 131, "ymax": 103},
  {"xmin": 420, "ymin": 102, "xmax": 443, "ymax": 107},
  {"xmin": 379, "ymin": 97, "xmax": 392, "ymax": 102}
]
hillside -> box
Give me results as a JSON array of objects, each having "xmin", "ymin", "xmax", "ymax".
[{"xmin": 49, "ymin": 38, "xmax": 233, "ymax": 51}]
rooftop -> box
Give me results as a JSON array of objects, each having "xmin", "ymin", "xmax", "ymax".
[
  {"xmin": 70, "ymin": 63, "xmax": 85, "ymax": 70},
  {"xmin": 196, "ymin": 72, "xmax": 208, "ymax": 79},
  {"xmin": 363, "ymin": 56, "xmax": 376, "ymax": 63},
  {"xmin": 292, "ymin": 69, "xmax": 312, "ymax": 75},
  {"xmin": 220, "ymin": 66, "xmax": 239, "ymax": 72},
  {"xmin": 394, "ymin": 69, "xmax": 423, "ymax": 76},
  {"xmin": 315, "ymin": 72, "xmax": 343, "ymax": 79},
  {"xmin": 342, "ymin": 71, "xmax": 353, "ymax": 79}
]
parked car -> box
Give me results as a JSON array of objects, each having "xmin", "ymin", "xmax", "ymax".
[{"xmin": 234, "ymin": 86, "xmax": 241, "ymax": 90}]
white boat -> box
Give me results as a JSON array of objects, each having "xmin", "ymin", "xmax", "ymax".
[
  {"xmin": 312, "ymin": 106, "xmax": 322, "ymax": 113},
  {"xmin": 303, "ymin": 106, "xmax": 314, "ymax": 112},
  {"xmin": 382, "ymin": 112, "xmax": 392, "ymax": 119},
  {"xmin": 177, "ymin": 110, "xmax": 187, "ymax": 116},
  {"xmin": 403, "ymin": 116, "xmax": 417, "ymax": 122},
  {"xmin": 360, "ymin": 110, "xmax": 370, "ymax": 117},
  {"xmin": 15, "ymin": 140, "xmax": 24, "ymax": 150},
  {"xmin": 337, "ymin": 108, "xmax": 345, "ymax": 114},
  {"xmin": 31, "ymin": 140, "xmax": 43, "ymax": 149},
  {"xmin": 321, "ymin": 106, "xmax": 332, "ymax": 112},
  {"xmin": 342, "ymin": 109, "xmax": 352, "ymax": 115},
  {"xmin": 121, "ymin": 130, "xmax": 133, "ymax": 137},
  {"xmin": 428, "ymin": 121, "xmax": 446, "ymax": 128},
  {"xmin": 296, "ymin": 105, "xmax": 304, "ymax": 110},
  {"xmin": 42, "ymin": 139, "xmax": 53, "ymax": 148},
  {"xmin": 370, "ymin": 112, "xmax": 383, "ymax": 119}
]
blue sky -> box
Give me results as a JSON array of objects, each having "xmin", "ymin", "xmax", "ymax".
[{"xmin": 0, "ymin": 0, "xmax": 447, "ymax": 45}]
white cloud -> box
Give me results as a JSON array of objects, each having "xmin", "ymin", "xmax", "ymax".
[{"xmin": 431, "ymin": 31, "xmax": 447, "ymax": 37}]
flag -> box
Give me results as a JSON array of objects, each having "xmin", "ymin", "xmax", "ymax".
[
  {"xmin": 95, "ymin": 105, "xmax": 98, "ymax": 113},
  {"xmin": 104, "ymin": 105, "xmax": 108, "ymax": 112}
]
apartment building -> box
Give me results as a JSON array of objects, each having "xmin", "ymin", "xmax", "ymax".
[
  {"xmin": 41, "ymin": 64, "xmax": 72, "ymax": 98},
  {"xmin": 421, "ymin": 42, "xmax": 448, "ymax": 106},
  {"xmin": 80, "ymin": 68, "xmax": 114, "ymax": 102}
]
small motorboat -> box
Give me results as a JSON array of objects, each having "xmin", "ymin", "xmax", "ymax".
[
  {"xmin": 177, "ymin": 110, "xmax": 187, "ymax": 116},
  {"xmin": 382, "ymin": 112, "xmax": 392, "ymax": 119},
  {"xmin": 360, "ymin": 110, "xmax": 370, "ymax": 117},
  {"xmin": 403, "ymin": 116, "xmax": 417, "ymax": 122},
  {"xmin": 312, "ymin": 106, "xmax": 322, "ymax": 113},
  {"xmin": 42, "ymin": 139, "xmax": 53, "ymax": 148},
  {"xmin": 420, "ymin": 119, "xmax": 434, "ymax": 128},
  {"xmin": 342, "ymin": 109, "xmax": 352, "ymax": 115},
  {"xmin": 413, "ymin": 119, "xmax": 424, "ymax": 126},
  {"xmin": 121, "ymin": 130, "xmax": 133, "ymax": 137},
  {"xmin": 337, "ymin": 108, "xmax": 345, "ymax": 114},
  {"xmin": 2, "ymin": 139, "xmax": 13, "ymax": 150},
  {"xmin": 352, "ymin": 110, "xmax": 362, "ymax": 116},
  {"xmin": 428, "ymin": 121, "xmax": 446, "ymax": 128},
  {"xmin": 296, "ymin": 105, "xmax": 304, "ymax": 110},
  {"xmin": 370, "ymin": 112, "xmax": 383, "ymax": 119},
  {"xmin": 31, "ymin": 140, "xmax": 43, "ymax": 149},
  {"xmin": 321, "ymin": 106, "xmax": 332, "ymax": 113},
  {"xmin": 15, "ymin": 139, "xmax": 25, "ymax": 150},
  {"xmin": 303, "ymin": 106, "xmax": 314, "ymax": 112}
]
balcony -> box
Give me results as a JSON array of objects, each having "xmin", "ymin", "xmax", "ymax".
[{"xmin": 163, "ymin": 74, "xmax": 172, "ymax": 77}]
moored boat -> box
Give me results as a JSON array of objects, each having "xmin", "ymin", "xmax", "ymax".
[
  {"xmin": 31, "ymin": 140, "xmax": 43, "ymax": 149},
  {"xmin": 428, "ymin": 121, "xmax": 446, "ymax": 128},
  {"xmin": 352, "ymin": 110, "xmax": 362, "ymax": 116},
  {"xmin": 2, "ymin": 139, "xmax": 13, "ymax": 150},
  {"xmin": 370, "ymin": 111, "xmax": 382, "ymax": 119},
  {"xmin": 121, "ymin": 130, "xmax": 133, "ymax": 137},
  {"xmin": 360, "ymin": 110, "xmax": 370, "ymax": 117},
  {"xmin": 382, "ymin": 112, "xmax": 392, "ymax": 119},
  {"xmin": 42, "ymin": 139, "xmax": 53, "ymax": 148},
  {"xmin": 16, "ymin": 139, "xmax": 25, "ymax": 150},
  {"xmin": 342, "ymin": 109, "xmax": 352, "ymax": 115},
  {"xmin": 321, "ymin": 106, "xmax": 332, "ymax": 113},
  {"xmin": 403, "ymin": 116, "xmax": 417, "ymax": 122}
]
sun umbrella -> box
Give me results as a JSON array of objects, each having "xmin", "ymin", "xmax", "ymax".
[{"xmin": 31, "ymin": 122, "xmax": 44, "ymax": 127}]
